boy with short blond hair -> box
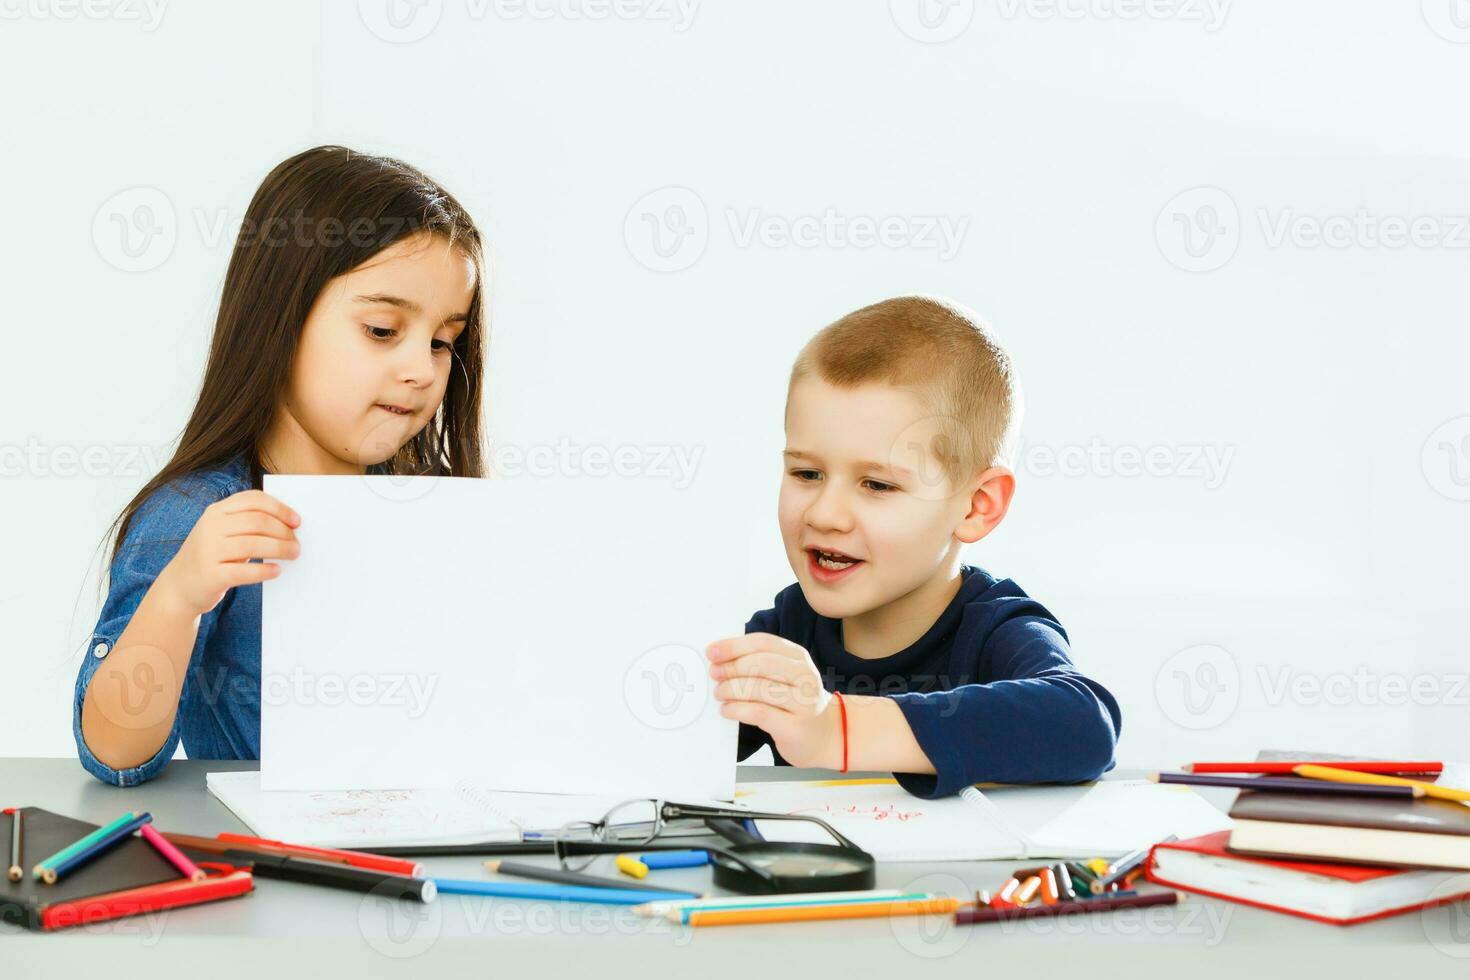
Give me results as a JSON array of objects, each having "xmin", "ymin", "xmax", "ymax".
[{"xmin": 705, "ymin": 296, "xmax": 1120, "ymax": 798}]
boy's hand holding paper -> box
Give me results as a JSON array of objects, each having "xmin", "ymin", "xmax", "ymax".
[{"xmin": 706, "ymin": 633, "xmax": 841, "ymax": 768}]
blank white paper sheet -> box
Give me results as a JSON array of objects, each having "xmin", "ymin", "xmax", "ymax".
[{"xmin": 260, "ymin": 473, "xmax": 740, "ymax": 801}]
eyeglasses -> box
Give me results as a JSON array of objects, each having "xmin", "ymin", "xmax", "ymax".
[
  {"xmin": 552, "ymin": 798, "xmax": 668, "ymax": 872},
  {"xmin": 547, "ymin": 798, "xmax": 870, "ymax": 891}
]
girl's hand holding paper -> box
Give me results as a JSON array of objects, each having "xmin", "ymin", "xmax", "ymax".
[
  {"xmin": 706, "ymin": 633, "xmax": 842, "ymax": 768},
  {"xmin": 159, "ymin": 490, "xmax": 302, "ymax": 616}
]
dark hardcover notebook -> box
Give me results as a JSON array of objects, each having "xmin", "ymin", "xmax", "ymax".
[
  {"xmin": 1, "ymin": 807, "xmax": 251, "ymax": 931},
  {"xmin": 1226, "ymin": 750, "xmax": 1470, "ymax": 870}
]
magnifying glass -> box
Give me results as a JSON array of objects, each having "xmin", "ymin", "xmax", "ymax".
[{"xmin": 553, "ymin": 804, "xmax": 877, "ymax": 894}]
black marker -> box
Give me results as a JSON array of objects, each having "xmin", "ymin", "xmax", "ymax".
[{"xmin": 229, "ymin": 850, "xmax": 436, "ymax": 903}]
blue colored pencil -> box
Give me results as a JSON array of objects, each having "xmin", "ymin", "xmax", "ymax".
[
  {"xmin": 42, "ymin": 812, "xmax": 154, "ymax": 884},
  {"xmin": 432, "ymin": 877, "xmax": 699, "ymax": 905},
  {"xmin": 32, "ymin": 810, "xmax": 137, "ymax": 880}
]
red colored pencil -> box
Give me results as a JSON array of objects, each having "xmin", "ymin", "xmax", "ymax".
[
  {"xmin": 215, "ymin": 833, "xmax": 424, "ymax": 878},
  {"xmin": 1184, "ymin": 760, "xmax": 1441, "ymax": 775}
]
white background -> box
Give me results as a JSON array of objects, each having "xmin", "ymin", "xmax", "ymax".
[{"xmin": 3, "ymin": 0, "xmax": 1467, "ymax": 769}]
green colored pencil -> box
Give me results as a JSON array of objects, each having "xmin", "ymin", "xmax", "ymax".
[{"xmin": 32, "ymin": 811, "xmax": 136, "ymax": 880}]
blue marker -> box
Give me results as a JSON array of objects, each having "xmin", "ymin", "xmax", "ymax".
[{"xmin": 635, "ymin": 849, "xmax": 710, "ymax": 870}]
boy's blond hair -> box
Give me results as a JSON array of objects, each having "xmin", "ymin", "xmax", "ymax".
[{"xmin": 789, "ymin": 296, "xmax": 1021, "ymax": 486}]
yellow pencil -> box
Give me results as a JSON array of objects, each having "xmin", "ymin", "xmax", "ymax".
[
  {"xmin": 1293, "ymin": 764, "xmax": 1470, "ymax": 802},
  {"xmin": 683, "ymin": 896, "xmax": 962, "ymax": 927}
]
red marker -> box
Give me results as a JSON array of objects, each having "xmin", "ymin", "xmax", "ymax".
[{"xmin": 215, "ymin": 833, "xmax": 424, "ymax": 878}]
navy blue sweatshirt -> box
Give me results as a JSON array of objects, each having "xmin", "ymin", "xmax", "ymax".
[{"xmin": 737, "ymin": 565, "xmax": 1122, "ymax": 799}]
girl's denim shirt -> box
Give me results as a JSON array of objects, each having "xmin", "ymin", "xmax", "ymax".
[{"xmin": 73, "ymin": 453, "xmax": 383, "ymax": 786}]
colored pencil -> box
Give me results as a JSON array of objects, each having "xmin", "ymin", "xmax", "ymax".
[
  {"xmin": 1185, "ymin": 760, "xmax": 1441, "ymax": 775},
  {"xmin": 644, "ymin": 892, "xmax": 933, "ymax": 923},
  {"xmin": 955, "ymin": 890, "xmax": 1180, "ymax": 925},
  {"xmin": 681, "ymin": 896, "xmax": 962, "ymax": 927},
  {"xmin": 1052, "ymin": 863, "xmax": 1076, "ymax": 900},
  {"xmin": 215, "ymin": 832, "xmax": 425, "ymax": 878},
  {"xmin": 485, "ymin": 859, "xmax": 700, "ymax": 895},
  {"xmin": 1014, "ymin": 875, "xmax": 1042, "ymax": 904},
  {"xmin": 1091, "ymin": 836, "xmax": 1176, "ymax": 894},
  {"xmin": 32, "ymin": 810, "xmax": 137, "ymax": 880},
  {"xmin": 1292, "ymin": 765, "xmax": 1470, "ymax": 802},
  {"xmin": 634, "ymin": 889, "xmax": 912, "ymax": 917},
  {"xmin": 432, "ymin": 877, "xmax": 698, "ymax": 905},
  {"xmin": 1067, "ymin": 861, "xmax": 1098, "ymax": 886},
  {"xmin": 1153, "ymin": 772, "xmax": 1421, "ymax": 797},
  {"xmin": 139, "ymin": 823, "xmax": 206, "ymax": 882},
  {"xmin": 991, "ymin": 877, "xmax": 1021, "ymax": 908},
  {"xmin": 1039, "ymin": 867, "xmax": 1060, "ymax": 904},
  {"xmin": 42, "ymin": 812, "xmax": 153, "ymax": 885},
  {"xmin": 7, "ymin": 808, "xmax": 21, "ymax": 882}
]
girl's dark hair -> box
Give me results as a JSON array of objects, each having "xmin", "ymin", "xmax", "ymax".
[{"xmin": 104, "ymin": 144, "xmax": 488, "ymax": 568}]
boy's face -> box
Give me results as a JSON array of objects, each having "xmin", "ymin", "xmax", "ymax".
[{"xmin": 779, "ymin": 376, "xmax": 974, "ymax": 620}]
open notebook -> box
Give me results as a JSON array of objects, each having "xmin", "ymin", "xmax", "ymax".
[
  {"xmin": 735, "ymin": 778, "xmax": 1234, "ymax": 862},
  {"xmin": 208, "ymin": 771, "xmax": 1232, "ymax": 858},
  {"xmin": 207, "ymin": 771, "xmax": 725, "ymax": 848}
]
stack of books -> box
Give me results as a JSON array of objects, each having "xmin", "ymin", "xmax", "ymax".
[{"xmin": 1144, "ymin": 751, "xmax": 1470, "ymax": 925}]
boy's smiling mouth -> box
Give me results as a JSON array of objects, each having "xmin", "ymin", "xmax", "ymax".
[{"xmin": 806, "ymin": 546, "xmax": 865, "ymax": 583}]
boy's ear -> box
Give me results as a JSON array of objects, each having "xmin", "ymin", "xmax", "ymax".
[{"xmin": 955, "ymin": 466, "xmax": 1015, "ymax": 544}]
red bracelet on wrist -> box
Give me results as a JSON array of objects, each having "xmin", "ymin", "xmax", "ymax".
[{"xmin": 832, "ymin": 690, "xmax": 848, "ymax": 773}]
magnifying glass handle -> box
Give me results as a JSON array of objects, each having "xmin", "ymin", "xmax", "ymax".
[{"xmin": 704, "ymin": 817, "xmax": 762, "ymax": 846}]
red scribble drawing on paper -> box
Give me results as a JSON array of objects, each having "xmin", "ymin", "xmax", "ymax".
[{"xmin": 791, "ymin": 804, "xmax": 925, "ymax": 823}]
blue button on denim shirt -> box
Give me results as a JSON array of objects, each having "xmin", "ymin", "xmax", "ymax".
[{"xmin": 73, "ymin": 453, "xmax": 383, "ymax": 786}]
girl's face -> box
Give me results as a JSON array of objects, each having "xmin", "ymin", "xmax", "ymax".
[{"xmin": 267, "ymin": 232, "xmax": 478, "ymax": 474}]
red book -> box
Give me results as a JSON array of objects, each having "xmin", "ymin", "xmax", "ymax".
[{"xmin": 1146, "ymin": 831, "xmax": 1470, "ymax": 926}]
